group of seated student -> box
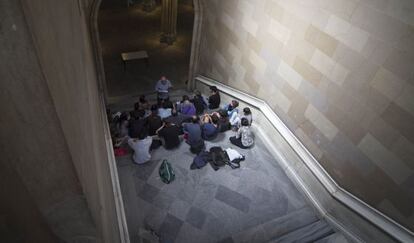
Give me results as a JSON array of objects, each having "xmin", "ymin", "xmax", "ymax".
[{"xmin": 108, "ymin": 84, "xmax": 254, "ymax": 165}]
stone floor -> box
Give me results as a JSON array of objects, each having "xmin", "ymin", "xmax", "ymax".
[
  {"xmin": 116, "ymin": 130, "xmax": 329, "ymax": 242},
  {"xmin": 98, "ymin": 0, "xmax": 194, "ymax": 99}
]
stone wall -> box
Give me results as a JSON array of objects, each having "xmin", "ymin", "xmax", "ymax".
[
  {"xmin": 20, "ymin": 0, "xmax": 124, "ymax": 242},
  {"xmin": 0, "ymin": 0, "xmax": 95, "ymax": 241},
  {"xmin": 198, "ymin": 0, "xmax": 414, "ymax": 231}
]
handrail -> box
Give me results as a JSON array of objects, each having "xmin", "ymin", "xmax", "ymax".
[{"xmin": 195, "ymin": 75, "xmax": 414, "ymax": 243}]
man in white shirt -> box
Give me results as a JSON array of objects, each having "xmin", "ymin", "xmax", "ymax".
[
  {"xmin": 155, "ymin": 76, "xmax": 172, "ymax": 101},
  {"xmin": 128, "ymin": 132, "xmax": 153, "ymax": 164}
]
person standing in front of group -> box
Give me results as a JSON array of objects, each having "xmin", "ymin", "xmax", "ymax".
[{"xmin": 155, "ymin": 76, "xmax": 172, "ymax": 102}]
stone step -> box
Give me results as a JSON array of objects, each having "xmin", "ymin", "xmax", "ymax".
[
  {"xmin": 269, "ymin": 219, "xmax": 335, "ymax": 243},
  {"xmin": 314, "ymin": 232, "xmax": 350, "ymax": 243},
  {"xmin": 226, "ymin": 206, "xmax": 319, "ymax": 243}
]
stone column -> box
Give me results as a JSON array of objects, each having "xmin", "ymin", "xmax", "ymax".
[
  {"xmin": 142, "ymin": 0, "xmax": 156, "ymax": 12},
  {"xmin": 160, "ymin": 0, "xmax": 178, "ymax": 45}
]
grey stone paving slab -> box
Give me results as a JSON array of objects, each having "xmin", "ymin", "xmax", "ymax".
[
  {"xmin": 168, "ymin": 199, "xmax": 191, "ymax": 221},
  {"xmin": 133, "ymin": 160, "xmax": 160, "ymax": 181},
  {"xmin": 185, "ymin": 206, "xmax": 207, "ymax": 229},
  {"xmin": 143, "ymin": 206, "xmax": 167, "ymax": 232},
  {"xmin": 175, "ymin": 223, "xmax": 213, "ymax": 243},
  {"xmin": 215, "ymin": 185, "xmax": 251, "ymax": 213},
  {"xmin": 217, "ymin": 237, "xmax": 235, "ymax": 243},
  {"xmin": 138, "ymin": 183, "xmax": 160, "ymax": 203},
  {"xmin": 158, "ymin": 214, "xmax": 183, "ymax": 243},
  {"xmin": 152, "ymin": 192, "xmax": 175, "ymax": 210},
  {"xmin": 202, "ymin": 214, "xmax": 228, "ymax": 240}
]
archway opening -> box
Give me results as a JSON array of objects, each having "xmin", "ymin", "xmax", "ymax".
[{"xmin": 97, "ymin": 0, "xmax": 195, "ymax": 101}]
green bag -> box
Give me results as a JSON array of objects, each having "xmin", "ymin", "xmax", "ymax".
[{"xmin": 159, "ymin": 160, "xmax": 175, "ymax": 184}]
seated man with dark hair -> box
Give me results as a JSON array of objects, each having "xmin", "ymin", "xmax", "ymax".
[
  {"xmin": 164, "ymin": 110, "xmax": 192, "ymax": 133},
  {"xmin": 191, "ymin": 90, "xmax": 207, "ymax": 115},
  {"xmin": 128, "ymin": 130, "xmax": 152, "ymax": 164},
  {"xmin": 129, "ymin": 109, "xmax": 148, "ymax": 138},
  {"xmin": 146, "ymin": 105, "xmax": 163, "ymax": 136},
  {"xmin": 208, "ymin": 86, "xmax": 220, "ymax": 109},
  {"xmin": 183, "ymin": 116, "xmax": 204, "ymax": 153},
  {"xmin": 156, "ymin": 121, "xmax": 181, "ymax": 150}
]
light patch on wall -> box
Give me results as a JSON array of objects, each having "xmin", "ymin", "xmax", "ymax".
[
  {"xmin": 272, "ymin": 89, "xmax": 292, "ymax": 113},
  {"xmin": 310, "ymin": 49, "xmax": 348, "ymax": 85},
  {"xmin": 310, "ymin": 49, "xmax": 335, "ymax": 77},
  {"xmin": 370, "ymin": 67, "xmax": 405, "ymax": 101},
  {"xmin": 237, "ymin": 0, "xmax": 254, "ymax": 16},
  {"xmin": 249, "ymin": 50, "xmax": 267, "ymax": 75},
  {"xmin": 395, "ymin": 83, "xmax": 414, "ymax": 116},
  {"xmin": 228, "ymin": 43, "xmax": 242, "ymax": 67},
  {"xmin": 358, "ymin": 134, "xmax": 413, "ymax": 184},
  {"xmin": 277, "ymin": 61, "xmax": 302, "ymax": 90},
  {"xmin": 325, "ymin": 15, "xmax": 369, "ymax": 52},
  {"xmin": 269, "ymin": 19, "xmax": 291, "ymax": 45},
  {"xmin": 242, "ymin": 16, "xmax": 258, "ymax": 37},
  {"xmin": 305, "ymin": 104, "xmax": 339, "ymax": 141},
  {"xmin": 214, "ymin": 51, "xmax": 227, "ymax": 69}
]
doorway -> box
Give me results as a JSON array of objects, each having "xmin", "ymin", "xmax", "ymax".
[{"xmin": 91, "ymin": 0, "xmax": 202, "ymax": 104}]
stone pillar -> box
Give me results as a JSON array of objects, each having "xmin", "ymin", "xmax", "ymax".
[
  {"xmin": 142, "ymin": 0, "xmax": 156, "ymax": 12},
  {"xmin": 160, "ymin": 0, "xmax": 178, "ymax": 45}
]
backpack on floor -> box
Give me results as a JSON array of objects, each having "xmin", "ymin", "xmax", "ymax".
[
  {"xmin": 159, "ymin": 160, "xmax": 175, "ymax": 184},
  {"xmin": 190, "ymin": 151, "xmax": 212, "ymax": 170},
  {"xmin": 209, "ymin": 146, "xmax": 229, "ymax": 170}
]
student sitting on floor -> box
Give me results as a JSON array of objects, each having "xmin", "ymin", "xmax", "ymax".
[
  {"xmin": 183, "ymin": 116, "xmax": 205, "ymax": 153},
  {"xmin": 156, "ymin": 121, "xmax": 181, "ymax": 150},
  {"xmin": 179, "ymin": 96, "xmax": 196, "ymax": 116},
  {"xmin": 222, "ymin": 100, "xmax": 239, "ymax": 117},
  {"xmin": 139, "ymin": 95, "xmax": 150, "ymax": 111},
  {"xmin": 164, "ymin": 110, "xmax": 192, "ymax": 133},
  {"xmin": 200, "ymin": 114, "xmax": 218, "ymax": 140},
  {"xmin": 208, "ymin": 86, "xmax": 220, "ymax": 109},
  {"xmin": 129, "ymin": 109, "xmax": 148, "ymax": 138},
  {"xmin": 158, "ymin": 100, "xmax": 172, "ymax": 119},
  {"xmin": 128, "ymin": 131, "xmax": 153, "ymax": 164},
  {"xmin": 146, "ymin": 105, "xmax": 163, "ymax": 136},
  {"xmin": 191, "ymin": 90, "xmax": 207, "ymax": 115},
  {"xmin": 229, "ymin": 118, "xmax": 254, "ymax": 149},
  {"xmin": 211, "ymin": 110, "xmax": 231, "ymax": 132},
  {"xmin": 229, "ymin": 107, "xmax": 252, "ymax": 128}
]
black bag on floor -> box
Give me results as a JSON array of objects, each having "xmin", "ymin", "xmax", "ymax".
[{"xmin": 209, "ymin": 146, "xmax": 229, "ymax": 170}]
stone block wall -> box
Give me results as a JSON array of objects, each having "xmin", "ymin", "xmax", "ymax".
[{"xmin": 198, "ymin": 0, "xmax": 414, "ymax": 231}]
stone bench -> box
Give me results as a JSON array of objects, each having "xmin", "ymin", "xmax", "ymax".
[{"xmin": 121, "ymin": 50, "xmax": 149, "ymax": 70}]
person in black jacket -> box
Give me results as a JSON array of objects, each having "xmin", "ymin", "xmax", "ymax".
[
  {"xmin": 192, "ymin": 90, "xmax": 207, "ymax": 115},
  {"xmin": 129, "ymin": 109, "xmax": 148, "ymax": 138},
  {"xmin": 208, "ymin": 86, "xmax": 220, "ymax": 109},
  {"xmin": 146, "ymin": 105, "xmax": 163, "ymax": 136}
]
